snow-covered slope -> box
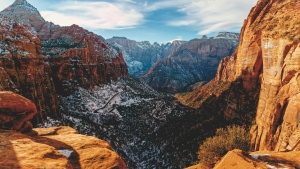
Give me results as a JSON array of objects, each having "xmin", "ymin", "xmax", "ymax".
[{"xmin": 38, "ymin": 77, "xmax": 207, "ymax": 168}]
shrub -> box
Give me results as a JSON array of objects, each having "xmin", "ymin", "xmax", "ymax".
[{"xmin": 197, "ymin": 125, "xmax": 250, "ymax": 168}]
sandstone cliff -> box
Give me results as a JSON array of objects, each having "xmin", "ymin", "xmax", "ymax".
[
  {"xmin": 0, "ymin": 0, "xmax": 128, "ymax": 123},
  {"xmin": 106, "ymin": 37, "xmax": 184, "ymax": 77},
  {"xmin": 177, "ymin": 0, "xmax": 300, "ymax": 152},
  {"xmin": 141, "ymin": 33, "xmax": 238, "ymax": 93},
  {"xmin": 0, "ymin": 15, "xmax": 59, "ymax": 124}
]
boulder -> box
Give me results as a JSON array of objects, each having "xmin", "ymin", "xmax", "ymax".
[{"xmin": 0, "ymin": 91, "xmax": 36, "ymax": 131}]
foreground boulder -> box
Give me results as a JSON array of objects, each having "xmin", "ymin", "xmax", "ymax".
[
  {"xmin": 0, "ymin": 91, "xmax": 36, "ymax": 131},
  {"xmin": 0, "ymin": 126, "xmax": 126, "ymax": 169}
]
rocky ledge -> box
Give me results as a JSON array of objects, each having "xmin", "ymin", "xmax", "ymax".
[
  {"xmin": 0, "ymin": 126, "xmax": 126, "ymax": 169},
  {"xmin": 187, "ymin": 149, "xmax": 300, "ymax": 169},
  {"xmin": 0, "ymin": 91, "xmax": 126, "ymax": 169}
]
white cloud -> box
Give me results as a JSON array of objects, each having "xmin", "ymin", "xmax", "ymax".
[
  {"xmin": 147, "ymin": 0, "xmax": 257, "ymax": 35},
  {"xmin": 40, "ymin": 1, "xmax": 144, "ymax": 30},
  {"xmin": 168, "ymin": 36, "xmax": 183, "ymax": 43}
]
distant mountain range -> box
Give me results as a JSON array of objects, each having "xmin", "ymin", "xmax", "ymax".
[
  {"xmin": 107, "ymin": 37, "xmax": 184, "ymax": 77},
  {"xmin": 140, "ymin": 32, "xmax": 239, "ymax": 93}
]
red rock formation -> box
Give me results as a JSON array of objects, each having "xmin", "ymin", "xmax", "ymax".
[
  {"xmin": 0, "ymin": 0, "xmax": 128, "ymax": 121},
  {"xmin": 141, "ymin": 37, "xmax": 238, "ymax": 93},
  {"xmin": 42, "ymin": 25, "xmax": 128, "ymax": 95},
  {"xmin": 1, "ymin": 0, "xmax": 128, "ymax": 95},
  {"xmin": 178, "ymin": 0, "xmax": 300, "ymax": 152},
  {"xmin": 0, "ymin": 15, "xmax": 60, "ymax": 125},
  {"xmin": 0, "ymin": 91, "xmax": 36, "ymax": 130}
]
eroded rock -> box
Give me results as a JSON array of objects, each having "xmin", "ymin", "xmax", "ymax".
[
  {"xmin": 0, "ymin": 126, "xmax": 127, "ymax": 169},
  {"xmin": 0, "ymin": 91, "xmax": 36, "ymax": 131}
]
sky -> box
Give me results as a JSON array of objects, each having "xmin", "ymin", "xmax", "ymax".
[{"xmin": 0, "ymin": 0, "xmax": 257, "ymax": 43}]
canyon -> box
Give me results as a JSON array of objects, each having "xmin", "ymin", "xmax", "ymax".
[
  {"xmin": 140, "ymin": 33, "xmax": 239, "ymax": 93},
  {"xmin": 1, "ymin": 0, "xmax": 300, "ymax": 168}
]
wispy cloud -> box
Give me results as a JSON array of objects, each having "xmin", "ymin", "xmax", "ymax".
[
  {"xmin": 147, "ymin": 0, "xmax": 257, "ymax": 35},
  {"xmin": 168, "ymin": 36, "xmax": 183, "ymax": 43},
  {"xmin": 40, "ymin": 1, "xmax": 144, "ymax": 30}
]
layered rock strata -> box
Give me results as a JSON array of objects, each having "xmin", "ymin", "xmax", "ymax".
[
  {"xmin": 178, "ymin": 0, "xmax": 300, "ymax": 152},
  {"xmin": 0, "ymin": 0, "xmax": 128, "ymax": 123},
  {"xmin": 0, "ymin": 15, "xmax": 59, "ymax": 124},
  {"xmin": 141, "ymin": 33, "xmax": 239, "ymax": 93}
]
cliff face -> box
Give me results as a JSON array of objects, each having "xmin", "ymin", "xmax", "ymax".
[
  {"xmin": 42, "ymin": 25, "xmax": 128, "ymax": 95},
  {"xmin": 178, "ymin": 0, "xmax": 300, "ymax": 152},
  {"xmin": 0, "ymin": 0, "xmax": 128, "ymax": 121},
  {"xmin": 106, "ymin": 37, "xmax": 184, "ymax": 77},
  {"xmin": 227, "ymin": 0, "xmax": 300, "ymax": 151},
  {"xmin": 141, "ymin": 33, "xmax": 239, "ymax": 93},
  {"xmin": 0, "ymin": 15, "xmax": 59, "ymax": 124}
]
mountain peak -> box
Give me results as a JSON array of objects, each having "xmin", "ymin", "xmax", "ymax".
[
  {"xmin": 13, "ymin": 0, "xmax": 29, "ymax": 5},
  {"xmin": 213, "ymin": 32, "xmax": 239, "ymax": 40},
  {"xmin": 2, "ymin": 0, "xmax": 40, "ymax": 15},
  {"xmin": 1, "ymin": 0, "xmax": 45, "ymax": 31}
]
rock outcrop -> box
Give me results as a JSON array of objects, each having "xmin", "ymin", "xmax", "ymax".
[
  {"xmin": 0, "ymin": 0, "xmax": 128, "ymax": 123},
  {"xmin": 0, "ymin": 91, "xmax": 36, "ymax": 131},
  {"xmin": 187, "ymin": 149, "xmax": 300, "ymax": 169},
  {"xmin": 214, "ymin": 149, "xmax": 300, "ymax": 169},
  {"xmin": 0, "ymin": 15, "xmax": 60, "ymax": 124},
  {"xmin": 0, "ymin": 126, "xmax": 126, "ymax": 169},
  {"xmin": 177, "ymin": 0, "xmax": 300, "ymax": 152},
  {"xmin": 141, "ymin": 34, "xmax": 239, "ymax": 93},
  {"xmin": 107, "ymin": 37, "xmax": 184, "ymax": 77},
  {"xmin": 0, "ymin": 91, "xmax": 126, "ymax": 169}
]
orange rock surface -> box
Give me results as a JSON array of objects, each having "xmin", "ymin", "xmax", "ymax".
[
  {"xmin": 213, "ymin": 149, "xmax": 300, "ymax": 169},
  {"xmin": 0, "ymin": 126, "xmax": 127, "ymax": 169}
]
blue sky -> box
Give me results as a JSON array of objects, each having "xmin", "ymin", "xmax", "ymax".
[{"xmin": 1, "ymin": 0, "xmax": 257, "ymax": 43}]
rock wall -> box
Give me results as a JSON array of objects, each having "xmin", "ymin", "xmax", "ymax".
[
  {"xmin": 42, "ymin": 24, "xmax": 128, "ymax": 95},
  {"xmin": 178, "ymin": 0, "xmax": 300, "ymax": 151},
  {"xmin": 0, "ymin": 0, "xmax": 128, "ymax": 123},
  {"xmin": 242, "ymin": 0, "xmax": 300, "ymax": 151},
  {"xmin": 0, "ymin": 15, "xmax": 59, "ymax": 124},
  {"xmin": 141, "ymin": 36, "xmax": 238, "ymax": 93}
]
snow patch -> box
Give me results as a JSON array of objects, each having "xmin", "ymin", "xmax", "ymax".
[
  {"xmin": 58, "ymin": 149, "xmax": 73, "ymax": 158},
  {"xmin": 250, "ymin": 154, "xmax": 270, "ymax": 159}
]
